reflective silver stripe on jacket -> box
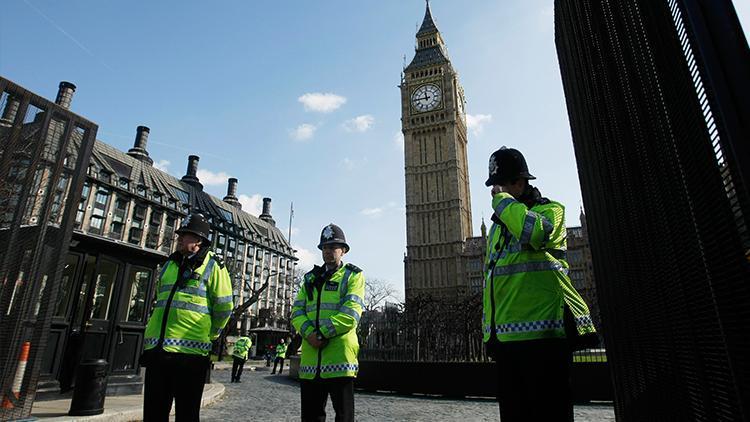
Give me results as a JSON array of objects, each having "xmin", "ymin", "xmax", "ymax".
[
  {"xmin": 319, "ymin": 319, "xmax": 336, "ymax": 337},
  {"xmin": 307, "ymin": 303, "xmax": 339, "ymax": 313},
  {"xmin": 300, "ymin": 320, "xmax": 314, "ymax": 334},
  {"xmin": 494, "ymin": 197, "xmax": 515, "ymax": 218},
  {"xmin": 213, "ymin": 295, "xmax": 234, "ymax": 305},
  {"xmin": 340, "ymin": 294, "xmax": 365, "ymax": 309},
  {"xmin": 155, "ymin": 299, "xmax": 209, "ymax": 314},
  {"xmin": 541, "ymin": 216, "xmax": 554, "ymax": 243},
  {"xmin": 339, "ymin": 268, "xmax": 353, "ymax": 299},
  {"xmin": 291, "ymin": 309, "xmax": 306, "ymax": 319},
  {"xmin": 337, "ymin": 306, "xmax": 361, "ymax": 322},
  {"xmin": 492, "ymin": 260, "xmax": 564, "ymax": 276},
  {"xmin": 293, "ymin": 300, "xmax": 306, "ymax": 308},
  {"xmin": 520, "ymin": 211, "xmax": 538, "ymax": 244}
]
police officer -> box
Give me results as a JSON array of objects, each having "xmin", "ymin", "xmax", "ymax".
[
  {"xmin": 231, "ymin": 335, "xmax": 252, "ymax": 383},
  {"xmin": 140, "ymin": 213, "xmax": 233, "ymax": 421},
  {"xmin": 271, "ymin": 338, "xmax": 287, "ymax": 375},
  {"xmin": 483, "ymin": 147, "xmax": 597, "ymax": 422},
  {"xmin": 291, "ymin": 224, "xmax": 365, "ymax": 422}
]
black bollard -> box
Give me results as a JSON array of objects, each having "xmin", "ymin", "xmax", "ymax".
[{"xmin": 68, "ymin": 359, "xmax": 108, "ymax": 416}]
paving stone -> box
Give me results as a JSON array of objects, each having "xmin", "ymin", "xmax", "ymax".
[{"xmin": 202, "ymin": 368, "xmax": 615, "ymax": 421}]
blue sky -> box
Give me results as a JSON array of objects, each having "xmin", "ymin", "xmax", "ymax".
[{"xmin": 2, "ymin": 1, "xmax": 749, "ymax": 298}]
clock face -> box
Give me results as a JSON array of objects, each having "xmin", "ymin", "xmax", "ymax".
[{"xmin": 411, "ymin": 84, "xmax": 442, "ymax": 112}]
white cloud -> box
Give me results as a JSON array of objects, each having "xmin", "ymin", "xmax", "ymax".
[
  {"xmin": 466, "ymin": 114, "xmax": 493, "ymax": 136},
  {"xmin": 342, "ymin": 158, "xmax": 356, "ymax": 171},
  {"xmin": 290, "ymin": 123, "xmax": 317, "ymax": 141},
  {"xmin": 293, "ymin": 245, "xmax": 318, "ymax": 271},
  {"xmin": 238, "ymin": 193, "xmax": 263, "ymax": 216},
  {"xmin": 298, "ymin": 93, "xmax": 347, "ymax": 113},
  {"xmin": 361, "ymin": 207, "xmax": 384, "ymax": 217},
  {"xmin": 394, "ymin": 131, "xmax": 404, "ymax": 151},
  {"xmin": 343, "ymin": 115, "xmax": 375, "ymax": 132},
  {"xmin": 196, "ymin": 169, "xmax": 232, "ymax": 186},
  {"xmin": 153, "ymin": 159, "xmax": 170, "ymax": 173}
]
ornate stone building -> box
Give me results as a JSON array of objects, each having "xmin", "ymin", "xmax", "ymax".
[
  {"xmin": 0, "ymin": 80, "xmax": 297, "ymax": 395},
  {"xmin": 401, "ymin": 3, "xmax": 474, "ymax": 299},
  {"xmin": 567, "ymin": 209, "xmax": 601, "ymax": 334}
]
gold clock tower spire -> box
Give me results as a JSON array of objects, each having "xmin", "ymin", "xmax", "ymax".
[{"xmin": 401, "ymin": 3, "xmax": 472, "ymax": 299}]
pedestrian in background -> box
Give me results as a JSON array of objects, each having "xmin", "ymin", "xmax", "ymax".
[
  {"xmin": 140, "ymin": 213, "xmax": 233, "ymax": 421},
  {"xmin": 231, "ymin": 335, "xmax": 252, "ymax": 383},
  {"xmin": 291, "ymin": 224, "xmax": 365, "ymax": 422},
  {"xmin": 271, "ymin": 338, "xmax": 288, "ymax": 375},
  {"xmin": 482, "ymin": 147, "xmax": 598, "ymax": 421}
]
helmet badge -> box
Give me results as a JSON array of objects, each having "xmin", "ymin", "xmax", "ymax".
[
  {"xmin": 322, "ymin": 225, "xmax": 334, "ymax": 240},
  {"xmin": 489, "ymin": 155, "xmax": 499, "ymax": 177}
]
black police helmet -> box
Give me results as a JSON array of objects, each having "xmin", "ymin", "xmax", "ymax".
[
  {"xmin": 317, "ymin": 223, "xmax": 350, "ymax": 252},
  {"xmin": 176, "ymin": 213, "xmax": 211, "ymax": 244},
  {"xmin": 485, "ymin": 146, "xmax": 536, "ymax": 187}
]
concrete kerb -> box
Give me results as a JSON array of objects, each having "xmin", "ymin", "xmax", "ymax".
[{"xmin": 30, "ymin": 383, "xmax": 225, "ymax": 421}]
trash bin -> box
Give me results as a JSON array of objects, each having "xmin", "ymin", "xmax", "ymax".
[{"xmin": 68, "ymin": 359, "xmax": 108, "ymax": 416}]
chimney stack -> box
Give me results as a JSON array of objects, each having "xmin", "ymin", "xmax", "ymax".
[
  {"xmin": 55, "ymin": 81, "xmax": 76, "ymax": 109},
  {"xmin": 181, "ymin": 155, "xmax": 203, "ymax": 189},
  {"xmin": 223, "ymin": 178, "xmax": 241, "ymax": 208},
  {"xmin": 0, "ymin": 96, "xmax": 20, "ymax": 127},
  {"xmin": 259, "ymin": 197, "xmax": 275, "ymax": 226},
  {"xmin": 127, "ymin": 126, "xmax": 153, "ymax": 165}
]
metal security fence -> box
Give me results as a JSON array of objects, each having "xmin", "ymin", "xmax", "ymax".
[
  {"xmin": 555, "ymin": 0, "xmax": 750, "ymax": 420},
  {"xmin": 0, "ymin": 77, "xmax": 97, "ymax": 420},
  {"xmin": 358, "ymin": 294, "xmax": 487, "ymax": 363}
]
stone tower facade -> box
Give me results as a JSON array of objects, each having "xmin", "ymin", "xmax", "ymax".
[{"xmin": 401, "ymin": 3, "xmax": 473, "ymax": 299}]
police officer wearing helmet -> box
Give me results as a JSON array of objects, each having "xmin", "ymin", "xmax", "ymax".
[
  {"xmin": 483, "ymin": 147, "xmax": 597, "ymax": 421},
  {"xmin": 141, "ymin": 213, "xmax": 233, "ymax": 421},
  {"xmin": 291, "ymin": 223, "xmax": 365, "ymax": 422}
]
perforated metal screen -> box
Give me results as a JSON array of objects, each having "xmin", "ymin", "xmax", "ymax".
[
  {"xmin": 554, "ymin": 0, "xmax": 750, "ymax": 420},
  {"xmin": 0, "ymin": 77, "xmax": 97, "ymax": 420}
]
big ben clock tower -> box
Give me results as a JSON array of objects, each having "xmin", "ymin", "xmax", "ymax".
[{"xmin": 401, "ymin": 2, "xmax": 473, "ymax": 299}]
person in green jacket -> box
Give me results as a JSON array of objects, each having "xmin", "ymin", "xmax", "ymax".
[
  {"xmin": 482, "ymin": 147, "xmax": 597, "ymax": 422},
  {"xmin": 291, "ymin": 223, "xmax": 365, "ymax": 422},
  {"xmin": 231, "ymin": 335, "xmax": 252, "ymax": 383},
  {"xmin": 140, "ymin": 213, "xmax": 233, "ymax": 421},
  {"xmin": 271, "ymin": 338, "xmax": 288, "ymax": 375}
]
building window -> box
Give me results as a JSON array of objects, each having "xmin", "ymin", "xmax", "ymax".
[
  {"xmin": 119, "ymin": 178, "xmax": 129, "ymax": 190},
  {"xmin": 109, "ymin": 197, "xmax": 129, "ymax": 240},
  {"xmin": 74, "ymin": 183, "xmax": 91, "ymax": 227},
  {"xmin": 98, "ymin": 169, "xmax": 111, "ymax": 183},
  {"xmin": 146, "ymin": 211, "xmax": 162, "ymax": 249},
  {"xmin": 162, "ymin": 215, "xmax": 176, "ymax": 252},
  {"xmin": 247, "ymin": 245, "xmax": 255, "ymax": 258},
  {"xmin": 245, "ymin": 262, "xmax": 253, "ymax": 274},
  {"xmin": 88, "ymin": 188, "xmax": 110, "ymax": 235},
  {"xmin": 137, "ymin": 185, "xmax": 147, "ymax": 197},
  {"xmin": 168, "ymin": 199, "xmax": 177, "ymax": 209},
  {"xmin": 237, "ymin": 242, "xmax": 245, "ymax": 256},
  {"xmin": 129, "ymin": 204, "xmax": 147, "ymax": 245}
]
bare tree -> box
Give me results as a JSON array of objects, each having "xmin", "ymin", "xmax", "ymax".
[{"xmin": 364, "ymin": 277, "xmax": 398, "ymax": 312}]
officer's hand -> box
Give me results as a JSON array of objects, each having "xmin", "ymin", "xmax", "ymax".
[{"xmin": 306, "ymin": 333, "xmax": 324, "ymax": 349}]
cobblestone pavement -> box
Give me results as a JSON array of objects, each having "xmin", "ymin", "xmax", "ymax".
[{"xmin": 201, "ymin": 367, "xmax": 615, "ymax": 421}]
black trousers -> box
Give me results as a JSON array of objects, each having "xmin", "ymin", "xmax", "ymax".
[
  {"xmin": 272, "ymin": 356, "xmax": 285, "ymax": 374},
  {"xmin": 490, "ymin": 338, "xmax": 573, "ymax": 422},
  {"xmin": 300, "ymin": 377, "xmax": 354, "ymax": 422},
  {"xmin": 143, "ymin": 351, "xmax": 209, "ymax": 422},
  {"xmin": 231, "ymin": 356, "xmax": 246, "ymax": 381}
]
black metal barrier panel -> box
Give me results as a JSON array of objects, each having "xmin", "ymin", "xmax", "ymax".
[
  {"xmin": 289, "ymin": 350, "xmax": 612, "ymax": 402},
  {"xmin": 555, "ymin": 0, "xmax": 750, "ymax": 420},
  {"xmin": 0, "ymin": 77, "xmax": 97, "ymax": 420}
]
